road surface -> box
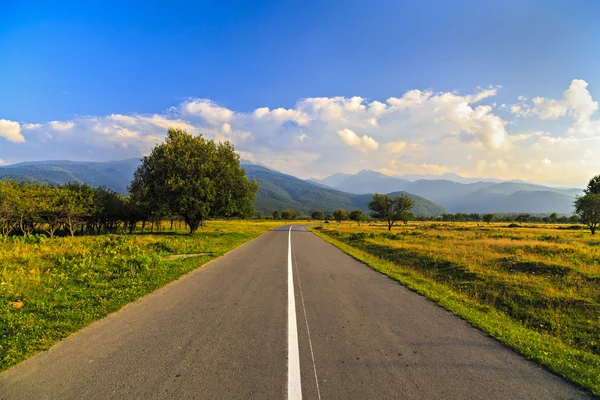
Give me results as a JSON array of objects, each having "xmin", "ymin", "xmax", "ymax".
[{"xmin": 0, "ymin": 225, "xmax": 591, "ymax": 399}]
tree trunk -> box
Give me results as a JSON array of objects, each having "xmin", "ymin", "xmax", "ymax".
[{"xmin": 187, "ymin": 218, "xmax": 201, "ymax": 235}]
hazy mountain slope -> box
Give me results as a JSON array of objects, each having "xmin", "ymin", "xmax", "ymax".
[
  {"xmin": 404, "ymin": 180, "xmax": 495, "ymax": 204},
  {"xmin": 244, "ymin": 164, "xmax": 447, "ymax": 216},
  {"xmin": 317, "ymin": 169, "xmax": 582, "ymax": 213},
  {"xmin": 1, "ymin": 159, "xmax": 141, "ymax": 193},
  {"xmin": 317, "ymin": 172, "xmax": 352, "ymax": 188},
  {"xmin": 334, "ymin": 170, "xmax": 411, "ymax": 194},
  {"xmin": 448, "ymin": 190, "xmax": 576, "ymax": 214},
  {"xmin": 1, "ymin": 158, "xmax": 579, "ymax": 214}
]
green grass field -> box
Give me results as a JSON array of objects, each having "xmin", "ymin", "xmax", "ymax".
[
  {"xmin": 0, "ymin": 220, "xmax": 284, "ymax": 371},
  {"xmin": 309, "ymin": 221, "xmax": 600, "ymax": 395}
]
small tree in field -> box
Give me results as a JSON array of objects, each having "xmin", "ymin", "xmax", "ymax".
[
  {"xmin": 516, "ymin": 213, "xmax": 530, "ymax": 224},
  {"xmin": 281, "ymin": 209, "xmax": 297, "ymax": 220},
  {"xmin": 272, "ymin": 210, "xmax": 280, "ymax": 220},
  {"xmin": 575, "ymin": 193, "xmax": 600, "ymax": 235},
  {"xmin": 399, "ymin": 211, "xmax": 413, "ymax": 225},
  {"xmin": 548, "ymin": 212, "xmax": 558, "ymax": 224},
  {"xmin": 311, "ymin": 210, "xmax": 324, "ymax": 220},
  {"xmin": 368, "ymin": 193, "xmax": 414, "ymax": 231},
  {"xmin": 349, "ymin": 210, "xmax": 366, "ymax": 226},
  {"xmin": 333, "ymin": 209, "xmax": 347, "ymax": 224},
  {"xmin": 482, "ymin": 214, "xmax": 494, "ymax": 224}
]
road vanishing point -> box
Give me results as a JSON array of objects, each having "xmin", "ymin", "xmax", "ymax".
[{"xmin": 0, "ymin": 225, "xmax": 591, "ymax": 399}]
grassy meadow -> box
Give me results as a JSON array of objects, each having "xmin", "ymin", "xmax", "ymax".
[
  {"xmin": 310, "ymin": 221, "xmax": 600, "ymax": 395},
  {"xmin": 0, "ymin": 220, "xmax": 284, "ymax": 371}
]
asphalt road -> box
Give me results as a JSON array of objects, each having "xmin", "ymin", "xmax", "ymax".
[{"xmin": 0, "ymin": 225, "xmax": 591, "ymax": 399}]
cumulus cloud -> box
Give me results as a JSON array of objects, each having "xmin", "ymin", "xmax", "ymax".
[
  {"xmin": 511, "ymin": 79, "xmax": 600, "ymax": 138},
  {"xmin": 253, "ymin": 106, "xmax": 310, "ymax": 126},
  {"xmin": 1, "ymin": 80, "xmax": 599, "ymax": 186},
  {"xmin": 337, "ymin": 128, "xmax": 379, "ymax": 152},
  {"xmin": 50, "ymin": 121, "xmax": 74, "ymax": 131},
  {"xmin": 22, "ymin": 123, "xmax": 42, "ymax": 130},
  {"xmin": 181, "ymin": 99, "xmax": 233, "ymax": 125},
  {"xmin": 0, "ymin": 119, "xmax": 25, "ymax": 143}
]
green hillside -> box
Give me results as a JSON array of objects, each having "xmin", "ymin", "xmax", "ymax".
[
  {"xmin": 0, "ymin": 159, "xmax": 140, "ymax": 193},
  {"xmin": 245, "ymin": 165, "xmax": 447, "ymax": 217},
  {"xmin": 0, "ymin": 160, "xmax": 448, "ymax": 217}
]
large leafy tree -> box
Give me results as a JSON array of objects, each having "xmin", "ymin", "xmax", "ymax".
[
  {"xmin": 368, "ymin": 193, "xmax": 414, "ymax": 231},
  {"xmin": 130, "ymin": 128, "xmax": 257, "ymax": 234}
]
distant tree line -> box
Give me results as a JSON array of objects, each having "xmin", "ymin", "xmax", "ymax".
[
  {"xmin": 0, "ymin": 180, "xmax": 140, "ymax": 237},
  {"xmin": 267, "ymin": 207, "xmax": 584, "ymax": 226}
]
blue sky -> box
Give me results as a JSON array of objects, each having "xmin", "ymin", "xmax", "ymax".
[{"xmin": 1, "ymin": 0, "xmax": 600, "ymax": 186}]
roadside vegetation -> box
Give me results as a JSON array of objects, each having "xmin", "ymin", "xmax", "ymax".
[
  {"xmin": 0, "ymin": 128, "xmax": 277, "ymax": 371},
  {"xmin": 309, "ymin": 221, "xmax": 600, "ymax": 395},
  {"xmin": 0, "ymin": 220, "xmax": 283, "ymax": 371}
]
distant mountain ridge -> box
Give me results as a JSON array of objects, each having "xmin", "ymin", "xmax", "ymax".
[
  {"xmin": 0, "ymin": 159, "xmax": 140, "ymax": 193},
  {"xmin": 244, "ymin": 164, "xmax": 447, "ymax": 216},
  {"xmin": 311, "ymin": 169, "xmax": 582, "ymax": 214},
  {"xmin": 0, "ymin": 159, "xmax": 447, "ymax": 217},
  {"xmin": 0, "ymin": 159, "xmax": 582, "ymax": 214}
]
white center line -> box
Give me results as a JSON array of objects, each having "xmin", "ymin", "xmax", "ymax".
[
  {"xmin": 292, "ymin": 231, "xmax": 322, "ymax": 400},
  {"xmin": 288, "ymin": 225, "xmax": 302, "ymax": 400}
]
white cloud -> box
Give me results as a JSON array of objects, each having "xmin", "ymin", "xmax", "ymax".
[
  {"xmin": 181, "ymin": 99, "xmax": 233, "ymax": 125},
  {"xmin": 337, "ymin": 128, "xmax": 379, "ymax": 152},
  {"xmin": 512, "ymin": 79, "xmax": 600, "ymax": 137},
  {"xmin": 50, "ymin": 121, "xmax": 74, "ymax": 131},
  {"xmin": 0, "ymin": 119, "xmax": 25, "ymax": 143},
  {"xmin": 221, "ymin": 123, "xmax": 232, "ymax": 134},
  {"xmin": 252, "ymin": 107, "xmax": 310, "ymax": 126},
  {"xmin": 22, "ymin": 123, "xmax": 42, "ymax": 130},
  {"xmin": 385, "ymin": 141, "xmax": 408, "ymax": 154},
  {"xmin": 2, "ymin": 81, "xmax": 599, "ymax": 186},
  {"xmin": 531, "ymin": 97, "xmax": 567, "ymax": 119},
  {"xmin": 563, "ymin": 79, "xmax": 598, "ymax": 123}
]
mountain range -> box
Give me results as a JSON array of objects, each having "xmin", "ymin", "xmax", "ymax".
[
  {"xmin": 0, "ymin": 159, "xmax": 140, "ymax": 194},
  {"xmin": 0, "ymin": 159, "xmax": 582, "ymax": 215},
  {"xmin": 0, "ymin": 159, "xmax": 446, "ymax": 217},
  {"xmin": 310, "ymin": 169, "xmax": 582, "ymax": 214}
]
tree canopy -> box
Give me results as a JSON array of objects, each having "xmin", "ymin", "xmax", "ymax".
[
  {"xmin": 130, "ymin": 128, "xmax": 258, "ymax": 233},
  {"xmin": 368, "ymin": 193, "xmax": 414, "ymax": 231},
  {"xmin": 333, "ymin": 209, "xmax": 347, "ymax": 224},
  {"xmin": 311, "ymin": 210, "xmax": 325, "ymax": 220},
  {"xmin": 281, "ymin": 209, "xmax": 297, "ymax": 220},
  {"xmin": 584, "ymin": 175, "xmax": 600, "ymax": 195},
  {"xmin": 482, "ymin": 213, "xmax": 494, "ymax": 224},
  {"xmin": 349, "ymin": 210, "xmax": 366, "ymax": 226}
]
